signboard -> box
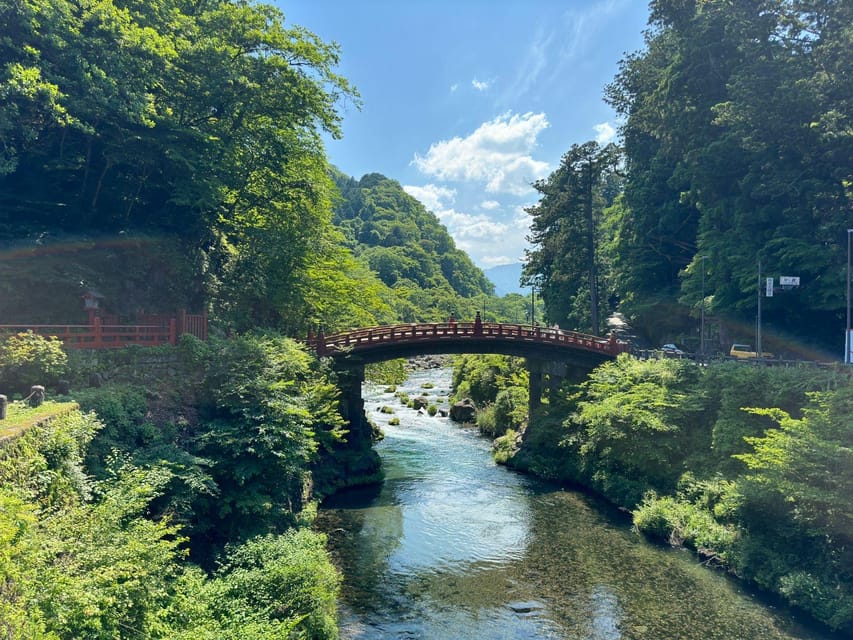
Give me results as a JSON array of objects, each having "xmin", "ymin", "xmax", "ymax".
[
  {"xmin": 779, "ymin": 276, "xmax": 800, "ymax": 286},
  {"xmin": 766, "ymin": 277, "xmax": 774, "ymax": 297},
  {"xmin": 848, "ymin": 329, "xmax": 853, "ymax": 364}
]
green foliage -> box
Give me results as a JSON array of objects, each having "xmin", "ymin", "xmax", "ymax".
[
  {"xmin": 493, "ymin": 386, "xmax": 528, "ymax": 433},
  {"xmin": 700, "ymin": 362, "xmax": 843, "ymax": 473},
  {"xmin": 0, "ymin": 0, "xmax": 371, "ymax": 335},
  {"xmin": 205, "ymin": 531, "xmax": 340, "ymax": 640},
  {"xmin": 0, "ymin": 331, "xmax": 68, "ymax": 394},
  {"xmin": 565, "ymin": 355, "xmax": 705, "ymax": 505},
  {"xmin": 523, "ymin": 141, "xmax": 621, "ymax": 334},
  {"xmin": 191, "ymin": 334, "xmax": 346, "ymax": 548},
  {"xmin": 633, "ymin": 493, "xmax": 738, "ymax": 558},
  {"xmin": 0, "ymin": 379, "xmax": 343, "ymax": 640},
  {"xmin": 0, "ymin": 407, "xmax": 100, "ymax": 507},
  {"xmin": 735, "ymin": 386, "xmax": 853, "ymax": 547},
  {"xmin": 493, "ymin": 428, "xmax": 518, "ymax": 465},
  {"xmin": 365, "ymin": 358, "xmax": 407, "ymax": 385},
  {"xmin": 475, "ymin": 404, "xmax": 497, "ymax": 437},
  {"xmin": 502, "ymin": 352, "xmax": 853, "ymax": 632},
  {"xmin": 0, "ymin": 492, "xmax": 57, "ymax": 639},
  {"xmin": 332, "ymin": 171, "xmax": 493, "ymax": 321},
  {"xmin": 604, "ymin": 0, "xmax": 853, "ymax": 348},
  {"xmin": 451, "ymin": 354, "xmax": 527, "ymax": 406}
]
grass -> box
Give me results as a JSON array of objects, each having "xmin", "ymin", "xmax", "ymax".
[{"xmin": 0, "ymin": 400, "xmax": 80, "ymax": 443}]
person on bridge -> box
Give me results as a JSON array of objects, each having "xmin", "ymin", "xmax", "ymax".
[{"xmin": 473, "ymin": 311, "xmax": 483, "ymax": 335}]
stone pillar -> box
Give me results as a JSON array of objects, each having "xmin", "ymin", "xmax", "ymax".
[
  {"xmin": 0, "ymin": 394, "xmax": 7, "ymax": 420},
  {"xmin": 336, "ymin": 363, "xmax": 367, "ymax": 447},
  {"xmin": 29, "ymin": 385, "xmax": 45, "ymax": 407},
  {"xmin": 527, "ymin": 358, "xmax": 543, "ymax": 415},
  {"xmin": 547, "ymin": 363, "xmax": 564, "ymax": 401}
]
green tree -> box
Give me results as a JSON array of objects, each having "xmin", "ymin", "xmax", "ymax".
[
  {"xmin": 566, "ymin": 355, "xmax": 705, "ymax": 505},
  {"xmin": 606, "ymin": 0, "xmax": 852, "ymax": 349},
  {"xmin": 0, "ymin": 0, "xmax": 366, "ymax": 335},
  {"xmin": 190, "ymin": 335, "xmax": 345, "ymax": 551},
  {"xmin": 734, "ymin": 386, "xmax": 853, "ymax": 630},
  {"xmin": 0, "ymin": 331, "xmax": 67, "ymax": 394},
  {"xmin": 332, "ymin": 171, "xmax": 493, "ymax": 321},
  {"xmin": 523, "ymin": 141, "xmax": 620, "ymax": 334}
]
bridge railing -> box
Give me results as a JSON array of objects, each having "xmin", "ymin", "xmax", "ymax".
[{"xmin": 315, "ymin": 322, "xmax": 628, "ymax": 357}]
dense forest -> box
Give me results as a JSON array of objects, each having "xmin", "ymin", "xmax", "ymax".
[
  {"xmin": 524, "ymin": 0, "xmax": 851, "ymax": 355},
  {"xmin": 0, "ymin": 0, "xmax": 503, "ymax": 336}
]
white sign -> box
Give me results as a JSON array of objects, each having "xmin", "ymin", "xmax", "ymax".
[
  {"xmin": 779, "ymin": 276, "xmax": 800, "ymax": 286},
  {"xmin": 766, "ymin": 277, "xmax": 774, "ymax": 297}
]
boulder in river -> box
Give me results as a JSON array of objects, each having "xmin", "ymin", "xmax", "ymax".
[{"xmin": 449, "ymin": 398, "xmax": 476, "ymax": 423}]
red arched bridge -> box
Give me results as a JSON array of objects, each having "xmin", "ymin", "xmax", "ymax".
[
  {"xmin": 308, "ymin": 316, "xmax": 629, "ymax": 442},
  {"xmin": 310, "ymin": 322, "xmax": 628, "ymax": 444},
  {"xmin": 312, "ymin": 321, "xmax": 627, "ymax": 366}
]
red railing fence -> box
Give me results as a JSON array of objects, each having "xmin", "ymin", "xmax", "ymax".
[{"xmin": 0, "ymin": 309, "xmax": 207, "ymax": 349}]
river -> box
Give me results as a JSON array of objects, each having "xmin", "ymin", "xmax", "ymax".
[{"xmin": 315, "ymin": 367, "xmax": 835, "ymax": 640}]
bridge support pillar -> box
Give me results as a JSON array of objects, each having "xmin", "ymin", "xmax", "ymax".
[
  {"xmin": 545, "ymin": 361, "xmax": 565, "ymax": 402},
  {"xmin": 527, "ymin": 358, "xmax": 543, "ymax": 415},
  {"xmin": 336, "ymin": 364, "xmax": 369, "ymax": 446}
]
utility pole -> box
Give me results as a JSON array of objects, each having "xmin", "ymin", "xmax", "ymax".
[
  {"xmin": 847, "ymin": 229, "xmax": 852, "ymax": 363},
  {"xmin": 531, "ymin": 286, "xmax": 535, "ymax": 326},
  {"xmin": 757, "ymin": 261, "xmax": 762, "ymax": 358},
  {"xmin": 700, "ymin": 256, "xmax": 707, "ymax": 356}
]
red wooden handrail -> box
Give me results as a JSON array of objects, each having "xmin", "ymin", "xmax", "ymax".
[{"xmin": 0, "ymin": 309, "xmax": 207, "ymax": 349}]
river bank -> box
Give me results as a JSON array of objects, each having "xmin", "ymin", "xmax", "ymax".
[
  {"xmin": 316, "ymin": 365, "xmax": 840, "ymax": 640},
  {"xmin": 454, "ymin": 355, "xmax": 852, "ymax": 636}
]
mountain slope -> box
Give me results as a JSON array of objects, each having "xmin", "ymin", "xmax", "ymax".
[{"xmin": 331, "ymin": 171, "xmax": 493, "ymax": 321}]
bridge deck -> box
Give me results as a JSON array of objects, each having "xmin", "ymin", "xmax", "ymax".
[{"xmin": 315, "ymin": 322, "xmax": 626, "ymax": 359}]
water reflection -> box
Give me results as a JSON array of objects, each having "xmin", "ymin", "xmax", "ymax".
[{"xmin": 316, "ymin": 368, "xmax": 834, "ymax": 640}]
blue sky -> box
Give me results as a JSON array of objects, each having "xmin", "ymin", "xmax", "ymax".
[{"xmin": 276, "ymin": 0, "xmax": 650, "ymax": 269}]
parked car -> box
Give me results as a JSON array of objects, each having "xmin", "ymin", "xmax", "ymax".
[
  {"xmin": 729, "ymin": 343, "xmax": 774, "ymax": 359},
  {"xmin": 661, "ymin": 343, "xmax": 685, "ymax": 356}
]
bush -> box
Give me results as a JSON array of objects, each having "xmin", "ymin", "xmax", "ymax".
[
  {"xmin": 493, "ymin": 386, "xmax": 527, "ymax": 433},
  {"xmin": 633, "ymin": 494, "xmax": 738, "ymax": 559},
  {"xmin": 0, "ymin": 331, "xmax": 68, "ymax": 394},
  {"xmin": 476, "ymin": 404, "xmax": 497, "ymax": 437},
  {"xmin": 493, "ymin": 428, "xmax": 518, "ymax": 465},
  {"xmin": 209, "ymin": 530, "xmax": 340, "ymax": 639}
]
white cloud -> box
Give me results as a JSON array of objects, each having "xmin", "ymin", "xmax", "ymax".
[
  {"xmin": 471, "ymin": 78, "xmax": 491, "ymax": 91},
  {"xmin": 502, "ymin": 0, "xmax": 630, "ymax": 104},
  {"xmin": 403, "ymin": 184, "xmax": 522, "ymax": 265},
  {"xmin": 450, "ymin": 83, "xmax": 458, "ymax": 93},
  {"xmin": 594, "ymin": 122, "xmax": 616, "ymax": 144},
  {"xmin": 480, "ymin": 200, "xmax": 500, "ymax": 210},
  {"xmin": 411, "ymin": 112, "xmax": 550, "ymax": 195},
  {"xmin": 402, "ymin": 184, "xmax": 455, "ymax": 212}
]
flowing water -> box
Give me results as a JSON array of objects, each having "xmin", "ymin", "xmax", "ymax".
[{"xmin": 316, "ymin": 367, "xmax": 835, "ymax": 640}]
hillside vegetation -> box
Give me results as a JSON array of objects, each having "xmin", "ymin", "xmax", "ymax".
[
  {"xmin": 470, "ymin": 356, "xmax": 853, "ymax": 633},
  {"xmin": 332, "ymin": 171, "xmax": 512, "ymax": 323},
  {"xmin": 522, "ymin": 0, "xmax": 851, "ymax": 354}
]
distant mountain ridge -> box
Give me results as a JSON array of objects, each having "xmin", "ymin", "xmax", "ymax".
[{"xmin": 484, "ymin": 263, "xmax": 525, "ymax": 297}]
